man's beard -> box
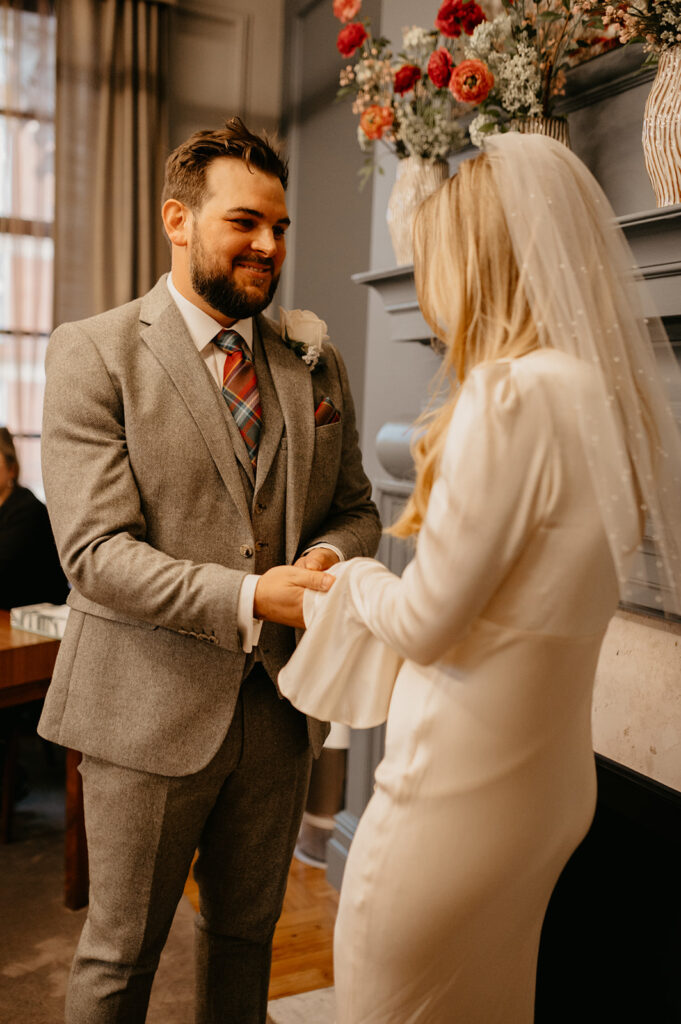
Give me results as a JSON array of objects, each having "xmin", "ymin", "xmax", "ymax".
[{"xmin": 189, "ymin": 234, "xmax": 280, "ymax": 321}]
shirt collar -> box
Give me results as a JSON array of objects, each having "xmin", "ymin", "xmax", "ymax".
[{"xmin": 167, "ymin": 273, "xmax": 253, "ymax": 356}]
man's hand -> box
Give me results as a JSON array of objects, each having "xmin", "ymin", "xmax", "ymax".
[
  {"xmin": 253, "ymin": 565, "xmax": 335, "ymax": 629},
  {"xmin": 294, "ymin": 547, "xmax": 340, "ymax": 571}
]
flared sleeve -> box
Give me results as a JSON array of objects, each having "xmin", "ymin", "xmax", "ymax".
[{"xmin": 278, "ymin": 559, "xmax": 404, "ymax": 727}]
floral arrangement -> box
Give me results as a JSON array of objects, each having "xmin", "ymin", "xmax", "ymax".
[
  {"xmin": 279, "ymin": 308, "xmax": 329, "ymax": 371},
  {"xmin": 461, "ymin": 0, "xmax": 614, "ymax": 147},
  {"xmin": 576, "ymin": 1, "xmax": 681, "ymax": 55},
  {"xmin": 333, "ymin": 0, "xmax": 496, "ymax": 182}
]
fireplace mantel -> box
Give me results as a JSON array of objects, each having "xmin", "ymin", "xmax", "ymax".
[{"xmin": 353, "ymin": 204, "xmax": 681, "ymax": 336}]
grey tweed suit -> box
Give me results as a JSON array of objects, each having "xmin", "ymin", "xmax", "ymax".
[{"xmin": 38, "ymin": 275, "xmax": 381, "ymax": 1023}]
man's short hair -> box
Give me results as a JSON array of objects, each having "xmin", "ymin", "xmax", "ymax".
[{"xmin": 162, "ymin": 117, "xmax": 288, "ymax": 211}]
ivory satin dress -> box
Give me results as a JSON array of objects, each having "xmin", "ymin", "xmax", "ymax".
[{"xmin": 279, "ymin": 349, "xmax": 627, "ymax": 1024}]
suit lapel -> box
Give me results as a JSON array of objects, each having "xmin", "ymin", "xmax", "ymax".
[
  {"xmin": 139, "ymin": 278, "xmax": 253, "ymax": 526},
  {"xmin": 256, "ymin": 315, "xmax": 314, "ymax": 563}
]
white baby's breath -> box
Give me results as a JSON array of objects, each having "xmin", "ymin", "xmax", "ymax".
[
  {"xmin": 467, "ymin": 12, "xmax": 512, "ymax": 63},
  {"xmin": 302, "ymin": 348, "xmax": 322, "ymax": 367},
  {"xmin": 357, "ymin": 123, "xmax": 372, "ymax": 152},
  {"xmin": 395, "ymin": 95, "xmax": 465, "ymax": 160},
  {"xmin": 401, "ymin": 25, "xmax": 435, "ymax": 55},
  {"xmin": 468, "ymin": 112, "xmax": 501, "ymax": 149},
  {"xmin": 497, "ymin": 42, "xmax": 542, "ymax": 116}
]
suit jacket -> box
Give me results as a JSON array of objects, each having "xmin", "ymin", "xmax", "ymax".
[{"xmin": 38, "ymin": 275, "xmax": 381, "ymax": 775}]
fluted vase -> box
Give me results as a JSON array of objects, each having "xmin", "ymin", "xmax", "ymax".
[
  {"xmin": 386, "ymin": 157, "xmax": 449, "ymax": 266},
  {"xmin": 642, "ymin": 46, "xmax": 681, "ymax": 208},
  {"xmin": 511, "ymin": 115, "xmax": 571, "ymax": 148}
]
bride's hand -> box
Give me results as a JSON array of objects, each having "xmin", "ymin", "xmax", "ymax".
[
  {"xmin": 253, "ymin": 565, "xmax": 335, "ymax": 628},
  {"xmin": 294, "ymin": 547, "xmax": 340, "ymax": 571}
]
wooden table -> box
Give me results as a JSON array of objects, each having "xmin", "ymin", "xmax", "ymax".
[{"xmin": 0, "ymin": 610, "xmax": 88, "ymax": 909}]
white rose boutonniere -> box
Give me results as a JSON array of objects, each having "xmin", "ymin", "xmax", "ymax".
[{"xmin": 279, "ymin": 308, "xmax": 329, "ymax": 371}]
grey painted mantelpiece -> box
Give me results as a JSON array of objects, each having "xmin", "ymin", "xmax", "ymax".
[
  {"xmin": 351, "ymin": 267, "xmax": 430, "ymax": 345},
  {"xmin": 325, "ymin": 26, "xmax": 681, "ymax": 890},
  {"xmin": 355, "ymin": 202, "xmax": 681, "ymax": 325}
]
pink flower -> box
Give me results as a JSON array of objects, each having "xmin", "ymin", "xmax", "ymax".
[
  {"xmin": 360, "ymin": 105, "xmax": 394, "ymax": 140},
  {"xmin": 427, "ymin": 48, "xmax": 454, "ymax": 89},
  {"xmin": 394, "ymin": 64, "xmax": 422, "ymax": 95},
  {"xmin": 333, "ymin": 0, "xmax": 362, "ymax": 23},
  {"xmin": 337, "ymin": 22, "xmax": 368, "ymax": 57},
  {"xmin": 448, "ymin": 59, "xmax": 494, "ymax": 103},
  {"xmin": 435, "ymin": 0, "xmax": 486, "ymax": 39}
]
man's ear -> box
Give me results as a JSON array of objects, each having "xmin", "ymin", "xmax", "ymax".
[{"xmin": 162, "ymin": 199, "xmax": 192, "ymax": 247}]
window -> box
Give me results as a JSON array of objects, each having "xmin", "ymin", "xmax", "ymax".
[{"xmin": 0, "ymin": 1, "xmax": 56, "ymax": 497}]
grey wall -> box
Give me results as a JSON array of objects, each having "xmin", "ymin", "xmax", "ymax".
[
  {"xmin": 168, "ymin": 0, "xmax": 285, "ymax": 147},
  {"xmin": 280, "ymin": 0, "xmax": 382, "ymax": 421}
]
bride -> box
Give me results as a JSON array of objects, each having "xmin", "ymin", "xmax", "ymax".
[{"xmin": 277, "ymin": 133, "xmax": 681, "ymax": 1023}]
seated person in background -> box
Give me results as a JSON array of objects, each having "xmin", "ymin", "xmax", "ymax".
[{"xmin": 0, "ymin": 427, "xmax": 69, "ymax": 611}]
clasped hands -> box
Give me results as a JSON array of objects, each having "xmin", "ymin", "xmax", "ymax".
[{"xmin": 253, "ymin": 547, "xmax": 338, "ymax": 629}]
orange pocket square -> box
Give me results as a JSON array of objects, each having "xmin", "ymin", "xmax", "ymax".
[{"xmin": 314, "ymin": 396, "xmax": 341, "ymax": 426}]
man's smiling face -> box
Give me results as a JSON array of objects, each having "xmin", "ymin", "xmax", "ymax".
[{"xmin": 187, "ymin": 157, "xmax": 289, "ymax": 324}]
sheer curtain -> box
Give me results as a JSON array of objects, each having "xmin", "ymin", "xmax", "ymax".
[
  {"xmin": 54, "ymin": 0, "xmax": 170, "ymax": 325},
  {"xmin": 0, "ymin": 0, "xmax": 56, "ymax": 496}
]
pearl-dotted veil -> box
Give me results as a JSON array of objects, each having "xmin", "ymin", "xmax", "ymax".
[{"xmin": 485, "ymin": 132, "xmax": 681, "ymax": 616}]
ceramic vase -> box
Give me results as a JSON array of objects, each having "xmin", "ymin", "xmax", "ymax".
[
  {"xmin": 511, "ymin": 115, "xmax": 571, "ymax": 148},
  {"xmin": 386, "ymin": 157, "xmax": 449, "ymax": 266},
  {"xmin": 642, "ymin": 46, "xmax": 681, "ymax": 208}
]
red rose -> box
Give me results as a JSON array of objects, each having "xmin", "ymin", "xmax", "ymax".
[
  {"xmin": 461, "ymin": 2, "xmax": 486, "ymax": 34},
  {"xmin": 337, "ymin": 22, "xmax": 368, "ymax": 57},
  {"xmin": 448, "ymin": 59, "xmax": 494, "ymax": 104},
  {"xmin": 427, "ymin": 48, "xmax": 454, "ymax": 89},
  {"xmin": 394, "ymin": 64, "xmax": 422, "ymax": 95},
  {"xmin": 435, "ymin": 0, "xmax": 486, "ymax": 39},
  {"xmin": 359, "ymin": 105, "xmax": 394, "ymax": 140}
]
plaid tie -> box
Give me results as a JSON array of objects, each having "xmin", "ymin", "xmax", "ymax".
[{"xmin": 214, "ymin": 328, "xmax": 262, "ymax": 467}]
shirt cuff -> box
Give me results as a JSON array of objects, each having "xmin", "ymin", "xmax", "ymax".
[
  {"xmin": 237, "ymin": 574, "xmax": 264, "ymax": 653},
  {"xmin": 302, "ymin": 543, "xmax": 345, "ymax": 563}
]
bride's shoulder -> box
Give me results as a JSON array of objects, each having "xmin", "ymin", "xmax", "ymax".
[
  {"xmin": 442, "ymin": 349, "xmax": 584, "ymax": 464},
  {"xmin": 465, "ymin": 349, "xmax": 593, "ymax": 406}
]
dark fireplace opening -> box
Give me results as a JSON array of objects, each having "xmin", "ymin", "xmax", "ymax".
[{"xmin": 535, "ymin": 755, "xmax": 681, "ymax": 1023}]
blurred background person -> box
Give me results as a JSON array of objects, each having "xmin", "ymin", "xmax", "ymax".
[{"xmin": 0, "ymin": 427, "xmax": 68, "ymax": 611}]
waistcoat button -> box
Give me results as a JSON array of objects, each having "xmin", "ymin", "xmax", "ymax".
[{"xmin": 240, "ymin": 544, "xmax": 254, "ymax": 558}]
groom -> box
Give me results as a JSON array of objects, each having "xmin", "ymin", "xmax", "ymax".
[{"xmin": 38, "ymin": 117, "xmax": 380, "ymax": 1023}]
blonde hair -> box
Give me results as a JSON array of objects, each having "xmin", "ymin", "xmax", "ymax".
[{"xmin": 390, "ymin": 153, "xmax": 540, "ymax": 539}]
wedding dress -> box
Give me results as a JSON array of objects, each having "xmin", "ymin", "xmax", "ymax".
[{"xmin": 279, "ymin": 347, "xmax": 626, "ymax": 1023}]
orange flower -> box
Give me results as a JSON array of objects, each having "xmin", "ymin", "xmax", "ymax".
[
  {"xmin": 448, "ymin": 59, "xmax": 494, "ymax": 104},
  {"xmin": 333, "ymin": 0, "xmax": 362, "ymax": 23},
  {"xmin": 360, "ymin": 104, "xmax": 394, "ymax": 140}
]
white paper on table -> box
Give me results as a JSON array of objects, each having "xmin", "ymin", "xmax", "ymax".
[{"xmin": 10, "ymin": 603, "xmax": 70, "ymax": 638}]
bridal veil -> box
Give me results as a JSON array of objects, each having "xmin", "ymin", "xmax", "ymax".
[{"xmin": 485, "ymin": 133, "xmax": 681, "ymax": 617}]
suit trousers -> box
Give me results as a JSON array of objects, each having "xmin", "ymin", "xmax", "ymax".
[{"xmin": 65, "ymin": 666, "xmax": 313, "ymax": 1024}]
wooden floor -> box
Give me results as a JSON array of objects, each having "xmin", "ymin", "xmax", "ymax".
[{"xmin": 183, "ymin": 854, "xmax": 339, "ymax": 1000}]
